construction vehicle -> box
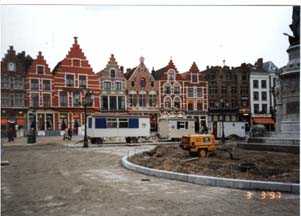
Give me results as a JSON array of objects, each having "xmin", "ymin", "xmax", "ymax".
[{"xmin": 180, "ymin": 134, "xmax": 217, "ymax": 157}]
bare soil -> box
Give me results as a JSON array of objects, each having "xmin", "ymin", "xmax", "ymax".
[{"xmin": 129, "ymin": 144, "xmax": 299, "ymax": 183}]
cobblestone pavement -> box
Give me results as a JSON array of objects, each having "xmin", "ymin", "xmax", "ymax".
[{"xmin": 1, "ymin": 139, "xmax": 300, "ymax": 216}]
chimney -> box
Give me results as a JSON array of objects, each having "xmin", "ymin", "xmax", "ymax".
[
  {"xmin": 74, "ymin": 36, "xmax": 78, "ymax": 44},
  {"xmin": 256, "ymin": 58, "xmax": 263, "ymax": 69},
  {"xmin": 120, "ymin": 66, "xmax": 124, "ymax": 73},
  {"xmin": 126, "ymin": 68, "xmax": 131, "ymax": 73}
]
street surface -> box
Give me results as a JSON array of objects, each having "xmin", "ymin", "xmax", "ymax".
[{"xmin": 1, "ymin": 137, "xmax": 300, "ymax": 216}]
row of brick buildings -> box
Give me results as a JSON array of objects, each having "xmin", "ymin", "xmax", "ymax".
[{"xmin": 1, "ymin": 37, "xmax": 276, "ymax": 137}]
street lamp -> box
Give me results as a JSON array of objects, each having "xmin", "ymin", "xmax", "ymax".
[
  {"xmin": 220, "ymin": 99, "xmax": 226, "ymax": 144},
  {"xmin": 81, "ymin": 87, "xmax": 94, "ymax": 148}
]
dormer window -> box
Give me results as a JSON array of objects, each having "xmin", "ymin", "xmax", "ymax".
[
  {"xmin": 167, "ymin": 69, "xmax": 175, "ymax": 81},
  {"xmin": 37, "ymin": 65, "xmax": 45, "ymax": 75},
  {"xmin": 8, "ymin": 62, "xmax": 16, "ymax": 72},
  {"xmin": 191, "ymin": 73, "xmax": 198, "ymax": 83},
  {"xmin": 110, "ymin": 69, "xmax": 116, "ymax": 78}
]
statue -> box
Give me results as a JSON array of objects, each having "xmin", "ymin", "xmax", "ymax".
[{"xmin": 284, "ymin": 6, "xmax": 300, "ymax": 46}]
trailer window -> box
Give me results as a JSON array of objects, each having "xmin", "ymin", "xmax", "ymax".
[
  {"xmin": 88, "ymin": 118, "xmax": 92, "ymax": 128},
  {"xmin": 119, "ymin": 118, "xmax": 129, "ymax": 128},
  {"xmin": 203, "ymin": 137, "xmax": 211, "ymax": 144},
  {"xmin": 129, "ymin": 118, "xmax": 139, "ymax": 128},
  {"xmin": 107, "ymin": 118, "xmax": 117, "ymax": 128},
  {"xmin": 95, "ymin": 118, "xmax": 106, "ymax": 128},
  {"xmin": 177, "ymin": 121, "xmax": 186, "ymax": 129}
]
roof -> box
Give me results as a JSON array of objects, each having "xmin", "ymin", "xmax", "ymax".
[
  {"xmin": 152, "ymin": 59, "xmax": 178, "ymax": 80},
  {"xmin": 124, "ymin": 67, "xmax": 136, "ymax": 79}
]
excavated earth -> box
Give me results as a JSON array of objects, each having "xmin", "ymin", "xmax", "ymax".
[{"xmin": 129, "ymin": 144, "xmax": 299, "ymax": 183}]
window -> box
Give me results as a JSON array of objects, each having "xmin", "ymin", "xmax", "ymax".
[
  {"xmin": 43, "ymin": 94, "xmax": 51, "ymax": 107},
  {"xmin": 73, "ymin": 92, "xmax": 81, "ymax": 107},
  {"xmin": 66, "ymin": 74, "xmax": 74, "ymax": 87},
  {"xmin": 31, "ymin": 79, "xmax": 39, "ymax": 91},
  {"xmin": 79, "ymin": 76, "xmax": 86, "ymax": 88},
  {"xmin": 38, "ymin": 113, "xmax": 45, "ymax": 130},
  {"xmin": 191, "ymin": 74, "xmax": 198, "ymax": 82},
  {"xmin": 107, "ymin": 118, "xmax": 117, "ymax": 128},
  {"xmin": 110, "ymin": 96, "xmax": 117, "ymax": 110},
  {"xmin": 164, "ymin": 97, "xmax": 172, "ymax": 109},
  {"xmin": 221, "ymin": 86, "xmax": 227, "ymax": 95},
  {"xmin": 31, "ymin": 93, "xmax": 39, "ymax": 107},
  {"xmin": 197, "ymin": 88, "xmax": 202, "ymax": 97},
  {"xmin": 253, "ymin": 80, "xmax": 259, "ymax": 88},
  {"xmin": 88, "ymin": 118, "xmax": 92, "ymax": 128},
  {"xmin": 149, "ymin": 94, "xmax": 156, "ymax": 107},
  {"xmin": 253, "ymin": 91, "xmax": 259, "ymax": 101},
  {"xmin": 188, "ymin": 103, "xmax": 193, "ymax": 111},
  {"xmin": 139, "ymin": 94, "xmax": 146, "ymax": 107},
  {"xmin": 118, "ymin": 96, "xmax": 125, "ymax": 110},
  {"xmin": 59, "ymin": 92, "xmax": 68, "ymax": 107},
  {"xmin": 174, "ymin": 86, "xmax": 180, "ymax": 94},
  {"xmin": 116, "ymin": 82, "xmax": 122, "ymax": 91},
  {"xmin": 119, "ymin": 118, "xmax": 128, "ymax": 128},
  {"xmin": 262, "ymin": 104, "xmax": 267, "ymax": 114},
  {"xmin": 177, "ymin": 121, "xmax": 186, "ymax": 129},
  {"xmin": 197, "ymin": 102, "xmax": 202, "ymax": 110},
  {"xmin": 261, "ymin": 92, "xmax": 267, "ymax": 101},
  {"xmin": 131, "ymin": 81, "xmax": 135, "ymax": 87},
  {"xmin": 129, "ymin": 94, "xmax": 137, "ymax": 107},
  {"xmin": 261, "ymin": 80, "xmax": 267, "ymax": 88},
  {"xmin": 188, "ymin": 87, "xmax": 194, "ymax": 97},
  {"xmin": 15, "ymin": 76, "xmax": 23, "ymax": 89},
  {"xmin": 1, "ymin": 93, "xmax": 10, "ymax": 107},
  {"xmin": 151, "ymin": 81, "xmax": 154, "ymax": 87},
  {"xmin": 110, "ymin": 69, "xmax": 115, "ymax": 78},
  {"xmin": 174, "ymin": 97, "xmax": 181, "ymax": 109},
  {"xmin": 231, "ymin": 87, "xmax": 237, "ymax": 94},
  {"xmin": 101, "ymin": 96, "xmax": 108, "ymax": 111},
  {"xmin": 168, "ymin": 71, "xmax": 175, "ymax": 80},
  {"xmin": 37, "ymin": 65, "xmax": 45, "ymax": 74},
  {"xmin": 43, "ymin": 80, "xmax": 51, "ymax": 91},
  {"xmin": 1, "ymin": 75, "xmax": 9, "ymax": 89},
  {"xmin": 103, "ymin": 81, "xmax": 111, "ymax": 91},
  {"xmin": 242, "ymin": 75, "xmax": 247, "ymax": 81},
  {"xmin": 164, "ymin": 85, "xmax": 171, "ymax": 94},
  {"xmin": 140, "ymin": 78, "xmax": 146, "ymax": 88},
  {"xmin": 73, "ymin": 59, "xmax": 80, "ymax": 67},
  {"xmin": 15, "ymin": 93, "xmax": 24, "ymax": 107},
  {"xmin": 254, "ymin": 104, "xmax": 259, "ymax": 114},
  {"xmin": 8, "ymin": 62, "xmax": 16, "ymax": 71}
]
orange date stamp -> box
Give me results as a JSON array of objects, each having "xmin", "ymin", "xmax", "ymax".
[{"xmin": 245, "ymin": 191, "xmax": 282, "ymax": 200}]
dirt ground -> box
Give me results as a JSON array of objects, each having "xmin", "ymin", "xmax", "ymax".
[
  {"xmin": 1, "ymin": 140, "xmax": 300, "ymax": 216},
  {"xmin": 129, "ymin": 144, "xmax": 299, "ymax": 183}
]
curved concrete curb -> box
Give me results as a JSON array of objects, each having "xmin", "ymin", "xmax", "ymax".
[{"xmin": 121, "ymin": 154, "xmax": 300, "ymax": 194}]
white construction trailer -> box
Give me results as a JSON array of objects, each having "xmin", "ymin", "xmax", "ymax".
[
  {"xmin": 87, "ymin": 114, "xmax": 150, "ymax": 143},
  {"xmin": 210, "ymin": 121, "xmax": 246, "ymax": 139},
  {"xmin": 158, "ymin": 116, "xmax": 195, "ymax": 140}
]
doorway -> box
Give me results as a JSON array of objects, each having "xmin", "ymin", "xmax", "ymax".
[{"xmin": 194, "ymin": 116, "xmax": 199, "ymax": 133}]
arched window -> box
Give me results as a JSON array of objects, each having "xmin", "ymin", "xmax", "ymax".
[
  {"xmin": 164, "ymin": 84, "xmax": 171, "ymax": 94},
  {"xmin": 140, "ymin": 78, "xmax": 146, "ymax": 88},
  {"xmin": 164, "ymin": 97, "xmax": 172, "ymax": 109},
  {"xmin": 110, "ymin": 69, "xmax": 115, "ymax": 78},
  {"xmin": 174, "ymin": 97, "xmax": 181, "ymax": 109}
]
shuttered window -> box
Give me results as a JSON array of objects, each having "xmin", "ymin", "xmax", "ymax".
[
  {"xmin": 95, "ymin": 118, "xmax": 106, "ymax": 128},
  {"xmin": 129, "ymin": 118, "xmax": 139, "ymax": 128}
]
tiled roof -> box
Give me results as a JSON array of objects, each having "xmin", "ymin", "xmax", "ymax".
[{"xmin": 124, "ymin": 67, "xmax": 136, "ymax": 79}]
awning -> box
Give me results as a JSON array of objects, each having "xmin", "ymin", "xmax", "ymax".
[{"xmin": 252, "ymin": 117, "xmax": 275, "ymax": 125}]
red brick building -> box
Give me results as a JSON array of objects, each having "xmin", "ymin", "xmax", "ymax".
[
  {"xmin": 125, "ymin": 57, "xmax": 159, "ymax": 131},
  {"xmin": 52, "ymin": 37, "xmax": 100, "ymax": 135},
  {"xmin": 26, "ymin": 51, "xmax": 55, "ymax": 135},
  {"xmin": 152, "ymin": 59, "xmax": 184, "ymax": 114},
  {"xmin": 181, "ymin": 62, "xmax": 208, "ymax": 132}
]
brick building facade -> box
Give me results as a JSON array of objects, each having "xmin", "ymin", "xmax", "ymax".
[
  {"xmin": 1, "ymin": 46, "xmax": 32, "ymax": 137},
  {"xmin": 26, "ymin": 51, "xmax": 55, "ymax": 136},
  {"xmin": 52, "ymin": 37, "xmax": 100, "ymax": 135},
  {"xmin": 125, "ymin": 57, "xmax": 159, "ymax": 131}
]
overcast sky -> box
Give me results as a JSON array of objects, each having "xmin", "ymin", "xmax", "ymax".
[{"xmin": 1, "ymin": 5, "xmax": 293, "ymax": 72}]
